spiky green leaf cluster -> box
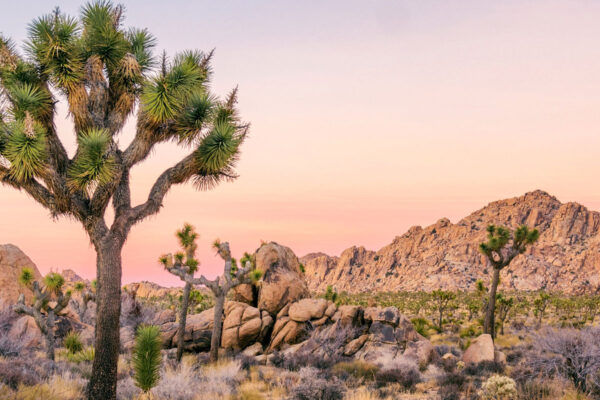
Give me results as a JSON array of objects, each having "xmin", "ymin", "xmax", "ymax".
[
  {"xmin": 74, "ymin": 281, "xmax": 86, "ymax": 291},
  {"xmin": 3, "ymin": 120, "xmax": 47, "ymax": 182},
  {"xmin": 26, "ymin": 9, "xmax": 83, "ymax": 90},
  {"xmin": 68, "ymin": 128, "xmax": 116, "ymax": 192},
  {"xmin": 64, "ymin": 331, "xmax": 84, "ymax": 354},
  {"xmin": 132, "ymin": 325, "xmax": 161, "ymax": 392},
  {"xmin": 141, "ymin": 51, "xmax": 209, "ymax": 124},
  {"xmin": 479, "ymin": 225, "xmax": 511, "ymax": 253},
  {"xmin": 4, "ymin": 83, "xmax": 53, "ymax": 121},
  {"xmin": 44, "ymin": 272, "xmax": 65, "ymax": 294},
  {"xmin": 195, "ymin": 122, "xmax": 241, "ymax": 175},
  {"xmin": 249, "ymin": 269, "xmax": 262, "ymax": 283},
  {"xmin": 176, "ymin": 223, "xmax": 198, "ymax": 250},
  {"xmin": 19, "ymin": 267, "xmax": 35, "ymax": 286}
]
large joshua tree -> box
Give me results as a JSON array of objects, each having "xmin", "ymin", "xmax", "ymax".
[
  {"xmin": 0, "ymin": 3, "xmax": 247, "ymax": 398},
  {"xmin": 479, "ymin": 224, "xmax": 539, "ymax": 339},
  {"xmin": 162, "ymin": 238, "xmax": 261, "ymax": 362}
]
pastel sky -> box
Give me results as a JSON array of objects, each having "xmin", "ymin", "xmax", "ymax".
[{"xmin": 1, "ymin": 0, "xmax": 599, "ymax": 286}]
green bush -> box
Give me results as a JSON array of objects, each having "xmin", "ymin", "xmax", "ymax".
[
  {"xmin": 132, "ymin": 325, "xmax": 162, "ymax": 392},
  {"xmin": 63, "ymin": 331, "xmax": 83, "ymax": 354}
]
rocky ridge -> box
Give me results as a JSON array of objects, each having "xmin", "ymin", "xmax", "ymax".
[{"xmin": 302, "ymin": 190, "xmax": 600, "ymax": 294}]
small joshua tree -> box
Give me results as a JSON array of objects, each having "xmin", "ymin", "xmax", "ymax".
[
  {"xmin": 479, "ymin": 224, "xmax": 539, "ymax": 339},
  {"xmin": 71, "ymin": 280, "xmax": 96, "ymax": 322},
  {"xmin": 132, "ymin": 325, "xmax": 161, "ymax": 393},
  {"xmin": 533, "ymin": 291, "xmax": 550, "ymax": 327},
  {"xmin": 495, "ymin": 293, "xmax": 514, "ymax": 336},
  {"xmin": 158, "ymin": 223, "xmax": 200, "ymax": 362},
  {"xmin": 163, "ymin": 238, "xmax": 261, "ymax": 362},
  {"xmin": 430, "ymin": 289, "xmax": 456, "ymax": 332},
  {"xmin": 13, "ymin": 268, "xmax": 71, "ymax": 360}
]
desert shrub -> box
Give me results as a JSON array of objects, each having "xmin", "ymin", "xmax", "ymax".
[
  {"xmin": 63, "ymin": 331, "xmax": 83, "ymax": 354},
  {"xmin": 516, "ymin": 379, "xmax": 559, "ymax": 400},
  {"xmin": 463, "ymin": 360, "xmax": 505, "ymax": 376},
  {"xmin": 272, "ymin": 350, "xmax": 344, "ymax": 371},
  {"xmin": 1, "ymin": 372, "xmax": 84, "ymax": 400},
  {"xmin": 0, "ymin": 304, "xmax": 22, "ymax": 357},
  {"xmin": 290, "ymin": 367, "xmax": 346, "ymax": 400},
  {"xmin": 199, "ymin": 360, "xmax": 243, "ymax": 398},
  {"xmin": 0, "ymin": 360, "xmax": 41, "ymax": 389},
  {"xmin": 479, "ymin": 375, "xmax": 517, "ymax": 400},
  {"xmin": 237, "ymin": 354, "xmax": 259, "ymax": 371},
  {"xmin": 526, "ymin": 327, "xmax": 600, "ymax": 394},
  {"xmin": 332, "ymin": 360, "xmax": 379, "ymax": 381},
  {"xmin": 374, "ymin": 359, "xmax": 422, "ymax": 390},
  {"xmin": 132, "ymin": 325, "xmax": 162, "ymax": 392},
  {"xmin": 437, "ymin": 372, "xmax": 468, "ymax": 400},
  {"xmin": 116, "ymin": 377, "xmax": 140, "ymax": 400}
]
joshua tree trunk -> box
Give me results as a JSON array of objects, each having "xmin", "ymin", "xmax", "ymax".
[
  {"xmin": 210, "ymin": 292, "xmax": 226, "ymax": 362},
  {"xmin": 438, "ymin": 309, "xmax": 443, "ymax": 332},
  {"xmin": 484, "ymin": 268, "xmax": 500, "ymax": 339},
  {"xmin": 176, "ymin": 281, "xmax": 192, "ymax": 362},
  {"xmin": 45, "ymin": 312, "xmax": 56, "ymax": 360},
  {"xmin": 88, "ymin": 239, "xmax": 124, "ymax": 400}
]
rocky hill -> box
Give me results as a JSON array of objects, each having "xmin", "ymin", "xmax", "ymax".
[
  {"xmin": 302, "ymin": 190, "xmax": 600, "ymax": 294},
  {"xmin": 0, "ymin": 244, "xmax": 42, "ymax": 305}
]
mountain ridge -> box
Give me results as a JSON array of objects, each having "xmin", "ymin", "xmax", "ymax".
[{"xmin": 301, "ymin": 190, "xmax": 600, "ymax": 294}]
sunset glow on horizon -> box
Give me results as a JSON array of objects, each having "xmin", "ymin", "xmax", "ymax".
[{"xmin": 1, "ymin": 0, "xmax": 599, "ymax": 286}]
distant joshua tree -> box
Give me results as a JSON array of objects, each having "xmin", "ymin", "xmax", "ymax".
[
  {"xmin": 0, "ymin": 2, "xmax": 247, "ymax": 397},
  {"xmin": 479, "ymin": 225, "xmax": 539, "ymax": 339},
  {"xmin": 71, "ymin": 280, "xmax": 97, "ymax": 322},
  {"xmin": 430, "ymin": 289, "xmax": 455, "ymax": 332},
  {"xmin": 495, "ymin": 293, "xmax": 514, "ymax": 336},
  {"xmin": 161, "ymin": 234, "xmax": 261, "ymax": 362},
  {"xmin": 159, "ymin": 223, "xmax": 200, "ymax": 362},
  {"xmin": 13, "ymin": 268, "xmax": 71, "ymax": 360}
]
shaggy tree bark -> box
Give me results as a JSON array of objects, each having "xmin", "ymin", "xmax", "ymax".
[{"xmin": 13, "ymin": 281, "xmax": 70, "ymax": 360}]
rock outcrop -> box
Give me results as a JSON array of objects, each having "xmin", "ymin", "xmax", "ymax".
[
  {"xmin": 302, "ymin": 190, "xmax": 600, "ymax": 294},
  {"xmin": 0, "ymin": 244, "xmax": 42, "ymax": 304},
  {"xmin": 232, "ymin": 242, "xmax": 309, "ymax": 315}
]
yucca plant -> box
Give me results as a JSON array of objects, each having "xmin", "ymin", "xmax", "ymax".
[
  {"xmin": 160, "ymin": 227, "xmax": 261, "ymax": 362},
  {"xmin": 132, "ymin": 325, "xmax": 161, "ymax": 393},
  {"xmin": 64, "ymin": 331, "xmax": 84, "ymax": 354},
  {"xmin": 13, "ymin": 270, "xmax": 71, "ymax": 360},
  {"xmin": 1, "ymin": 3, "xmax": 248, "ymax": 398},
  {"xmin": 479, "ymin": 224, "xmax": 539, "ymax": 339}
]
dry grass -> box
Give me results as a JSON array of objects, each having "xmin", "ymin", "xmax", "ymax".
[{"xmin": 0, "ymin": 373, "xmax": 84, "ymax": 400}]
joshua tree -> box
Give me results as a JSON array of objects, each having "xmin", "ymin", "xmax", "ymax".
[
  {"xmin": 430, "ymin": 289, "xmax": 456, "ymax": 332},
  {"xmin": 71, "ymin": 280, "xmax": 96, "ymax": 322},
  {"xmin": 13, "ymin": 268, "xmax": 71, "ymax": 360},
  {"xmin": 533, "ymin": 291, "xmax": 550, "ymax": 327},
  {"xmin": 479, "ymin": 224, "xmax": 539, "ymax": 339},
  {"xmin": 495, "ymin": 293, "xmax": 514, "ymax": 336},
  {"xmin": 0, "ymin": 3, "xmax": 247, "ymax": 397},
  {"xmin": 158, "ymin": 223, "xmax": 200, "ymax": 362},
  {"xmin": 163, "ymin": 239, "xmax": 261, "ymax": 362}
]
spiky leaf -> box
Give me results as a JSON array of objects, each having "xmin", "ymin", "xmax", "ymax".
[
  {"xmin": 44, "ymin": 272, "xmax": 65, "ymax": 294},
  {"xmin": 4, "ymin": 120, "xmax": 47, "ymax": 182},
  {"xmin": 195, "ymin": 122, "xmax": 241, "ymax": 174},
  {"xmin": 68, "ymin": 128, "xmax": 116, "ymax": 192},
  {"xmin": 19, "ymin": 267, "xmax": 35, "ymax": 286}
]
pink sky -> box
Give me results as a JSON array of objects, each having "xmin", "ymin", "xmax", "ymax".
[{"xmin": 1, "ymin": 1, "xmax": 600, "ymax": 286}]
